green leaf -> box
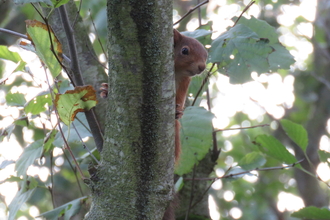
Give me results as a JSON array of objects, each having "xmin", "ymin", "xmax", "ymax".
[
  {"xmin": 5, "ymin": 176, "xmax": 23, "ymax": 182},
  {"xmin": 254, "ymin": 135, "xmax": 297, "ymax": 164},
  {"xmin": 280, "ymin": 119, "xmax": 308, "ymax": 152},
  {"xmin": 319, "ymin": 150, "xmax": 330, "ymax": 164},
  {"xmin": 291, "ymin": 206, "xmax": 330, "ymax": 219},
  {"xmin": 6, "ymin": 92, "xmax": 26, "ymax": 106},
  {"xmin": 44, "ymin": 129, "xmax": 58, "ymax": 153},
  {"xmin": 52, "ymin": 0, "xmax": 69, "ymax": 7},
  {"xmin": 0, "ymin": 45, "xmax": 21, "ymax": 63},
  {"xmin": 268, "ymin": 44, "xmax": 295, "ymax": 71},
  {"xmin": 175, "ymin": 106, "xmax": 214, "ymax": 176},
  {"xmin": 187, "ymin": 21, "xmax": 213, "ymax": 46},
  {"xmin": 235, "ymin": 16, "xmax": 295, "ymax": 72},
  {"xmin": 234, "ymin": 16, "xmax": 278, "ymax": 44},
  {"xmin": 181, "ymin": 29, "xmax": 212, "ymax": 40},
  {"xmin": 8, "ymin": 186, "xmax": 37, "ymax": 220},
  {"xmin": 14, "ymin": 116, "xmax": 29, "ymax": 127},
  {"xmin": 209, "ymin": 24, "xmax": 273, "ymax": 83},
  {"xmin": 0, "ymin": 60, "xmax": 26, "ymax": 84},
  {"xmin": 0, "ymin": 160, "xmax": 15, "ymax": 170},
  {"xmin": 14, "ymin": 0, "xmax": 53, "ymax": 7},
  {"xmin": 174, "ymin": 177, "xmax": 184, "ymax": 192},
  {"xmin": 238, "ymin": 152, "xmax": 266, "ymax": 170},
  {"xmin": 24, "ymin": 92, "xmax": 52, "ymax": 115},
  {"xmin": 15, "ymin": 140, "xmax": 43, "ymax": 177},
  {"xmin": 25, "ymin": 20, "xmax": 62, "ymax": 77},
  {"xmin": 37, "ymin": 196, "xmax": 88, "ymax": 220},
  {"xmin": 0, "ymin": 124, "xmax": 15, "ymax": 141},
  {"xmin": 55, "ymin": 85, "xmax": 98, "ymax": 125},
  {"xmin": 209, "ymin": 17, "xmax": 295, "ymax": 84}
]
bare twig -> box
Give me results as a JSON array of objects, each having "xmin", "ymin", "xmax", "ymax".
[
  {"xmin": 185, "ymin": 164, "xmax": 197, "ymax": 220},
  {"xmin": 89, "ymin": 10, "xmax": 108, "ymax": 62},
  {"xmin": 0, "ymin": 28, "xmax": 29, "ymax": 40},
  {"xmin": 214, "ymin": 123, "xmax": 270, "ymax": 133},
  {"xmin": 174, "ymin": 0, "xmax": 209, "ymax": 26},
  {"xmin": 233, "ymin": 1, "xmax": 256, "ymax": 27},
  {"xmin": 57, "ymin": 5, "xmax": 104, "ymax": 151},
  {"xmin": 43, "ymin": 63, "xmax": 87, "ymax": 179},
  {"xmin": 191, "ymin": 63, "xmax": 216, "ymax": 106},
  {"xmin": 185, "ymin": 159, "xmax": 305, "ymax": 181},
  {"xmin": 72, "ymin": 122, "xmax": 100, "ymax": 165},
  {"xmin": 72, "ymin": 0, "xmax": 83, "ymax": 28}
]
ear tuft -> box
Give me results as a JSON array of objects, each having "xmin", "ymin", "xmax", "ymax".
[{"xmin": 173, "ymin": 29, "xmax": 182, "ymax": 47}]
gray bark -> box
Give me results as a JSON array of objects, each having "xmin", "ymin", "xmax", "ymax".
[{"xmin": 85, "ymin": 0, "xmax": 174, "ymax": 219}]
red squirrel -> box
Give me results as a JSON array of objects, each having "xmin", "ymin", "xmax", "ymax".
[
  {"xmin": 100, "ymin": 29, "xmax": 207, "ymax": 162},
  {"xmin": 173, "ymin": 29, "xmax": 208, "ymax": 162}
]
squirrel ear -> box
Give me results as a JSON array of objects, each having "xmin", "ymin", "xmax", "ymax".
[{"xmin": 173, "ymin": 29, "xmax": 181, "ymax": 47}]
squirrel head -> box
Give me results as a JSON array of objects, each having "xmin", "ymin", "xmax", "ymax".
[{"xmin": 173, "ymin": 29, "xmax": 208, "ymax": 78}]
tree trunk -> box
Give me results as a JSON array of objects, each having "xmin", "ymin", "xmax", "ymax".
[
  {"xmin": 291, "ymin": 0, "xmax": 330, "ymax": 208},
  {"xmin": 85, "ymin": 0, "xmax": 174, "ymax": 219}
]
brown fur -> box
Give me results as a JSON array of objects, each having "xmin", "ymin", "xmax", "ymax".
[{"xmin": 173, "ymin": 29, "xmax": 207, "ymax": 162}]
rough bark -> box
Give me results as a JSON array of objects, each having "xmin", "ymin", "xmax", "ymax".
[
  {"xmin": 176, "ymin": 151, "xmax": 217, "ymax": 219},
  {"xmin": 85, "ymin": 0, "xmax": 174, "ymax": 219}
]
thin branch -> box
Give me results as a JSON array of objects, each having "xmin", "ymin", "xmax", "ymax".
[
  {"xmin": 214, "ymin": 123, "xmax": 270, "ymax": 133},
  {"xmin": 57, "ymin": 5, "xmax": 104, "ymax": 151},
  {"xmin": 0, "ymin": 28, "xmax": 29, "ymax": 40},
  {"xmin": 205, "ymin": 78, "xmax": 221, "ymax": 161},
  {"xmin": 49, "ymin": 151, "xmax": 56, "ymax": 208},
  {"xmin": 72, "ymin": 122, "xmax": 100, "ymax": 165},
  {"xmin": 173, "ymin": 0, "xmax": 209, "ymax": 26},
  {"xmin": 233, "ymin": 1, "xmax": 256, "ymax": 27},
  {"xmin": 72, "ymin": 0, "xmax": 83, "ymax": 28},
  {"xmin": 43, "ymin": 64, "xmax": 87, "ymax": 179},
  {"xmin": 185, "ymin": 159, "xmax": 305, "ymax": 181},
  {"xmin": 58, "ymin": 5, "xmax": 84, "ymax": 86},
  {"xmin": 185, "ymin": 163, "xmax": 197, "ymax": 220},
  {"xmin": 89, "ymin": 10, "xmax": 108, "ymax": 62},
  {"xmin": 191, "ymin": 63, "xmax": 216, "ymax": 106},
  {"xmin": 189, "ymin": 179, "xmax": 216, "ymax": 210},
  {"xmin": 197, "ymin": 0, "xmax": 202, "ymax": 26}
]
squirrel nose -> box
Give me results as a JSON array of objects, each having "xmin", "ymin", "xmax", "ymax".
[{"xmin": 198, "ymin": 63, "xmax": 206, "ymax": 72}]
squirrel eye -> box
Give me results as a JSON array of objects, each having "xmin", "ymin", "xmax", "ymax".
[{"xmin": 181, "ymin": 47, "xmax": 189, "ymax": 55}]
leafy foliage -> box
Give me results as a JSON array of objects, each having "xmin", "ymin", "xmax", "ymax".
[
  {"xmin": 37, "ymin": 196, "xmax": 88, "ymax": 220},
  {"xmin": 5, "ymin": 92, "xmax": 26, "ymax": 106},
  {"xmin": 8, "ymin": 178, "xmax": 38, "ymax": 220},
  {"xmin": 280, "ymin": 119, "xmax": 308, "ymax": 151},
  {"xmin": 209, "ymin": 16, "xmax": 295, "ymax": 84},
  {"xmin": 25, "ymin": 19, "xmax": 63, "ymax": 78},
  {"xmin": 14, "ymin": 0, "xmax": 69, "ymax": 8},
  {"xmin": 24, "ymin": 92, "xmax": 52, "ymax": 114},
  {"xmin": 254, "ymin": 134, "xmax": 297, "ymax": 164},
  {"xmin": 238, "ymin": 152, "xmax": 266, "ymax": 170},
  {"xmin": 15, "ymin": 140, "xmax": 44, "ymax": 177},
  {"xmin": 291, "ymin": 206, "xmax": 330, "ymax": 219},
  {"xmin": 175, "ymin": 106, "xmax": 214, "ymax": 175},
  {"xmin": 55, "ymin": 85, "xmax": 98, "ymax": 125}
]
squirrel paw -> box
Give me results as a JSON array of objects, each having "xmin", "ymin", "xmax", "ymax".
[{"xmin": 100, "ymin": 83, "xmax": 108, "ymax": 98}]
